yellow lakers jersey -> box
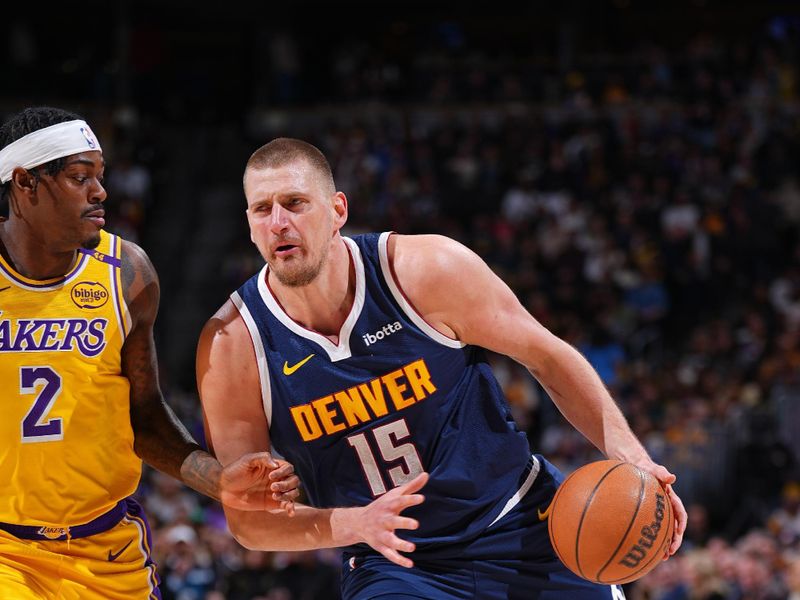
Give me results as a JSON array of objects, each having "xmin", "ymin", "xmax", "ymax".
[{"xmin": 0, "ymin": 231, "xmax": 141, "ymax": 527}]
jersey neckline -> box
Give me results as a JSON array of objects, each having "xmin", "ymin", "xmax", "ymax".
[
  {"xmin": 0, "ymin": 246, "xmax": 90, "ymax": 291},
  {"xmin": 257, "ymin": 236, "xmax": 365, "ymax": 362}
]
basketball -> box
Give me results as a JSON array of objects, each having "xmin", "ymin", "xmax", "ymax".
[{"xmin": 547, "ymin": 460, "xmax": 674, "ymax": 585}]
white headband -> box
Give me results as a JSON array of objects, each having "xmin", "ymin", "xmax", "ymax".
[{"xmin": 0, "ymin": 120, "xmax": 102, "ymax": 184}]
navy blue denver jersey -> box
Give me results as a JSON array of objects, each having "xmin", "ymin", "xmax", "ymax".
[{"xmin": 233, "ymin": 232, "xmax": 534, "ymax": 556}]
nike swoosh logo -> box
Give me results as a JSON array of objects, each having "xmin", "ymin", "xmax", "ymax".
[
  {"xmin": 107, "ymin": 540, "xmax": 132, "ymax": 562},
  {"xmin": 283, "ymin": 353, "xmax": 315, "ymax": 376},
  {"xmin": 0, "ymin": 286, "xmax": 10, "ymax": 292},
  {"xmin": 537, "ymin": 501, "xmax": 553, "ymax": 521}
]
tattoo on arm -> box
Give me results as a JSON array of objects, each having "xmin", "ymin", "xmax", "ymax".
[
  {"xmin": 121, "ymin": 253, "xmax": 135, "ymax": 302},
  {"xmin": 120, "ymin": 241, "xmax": 155, "ymax": 315},
  {"xmin": 180, "ymin": 450, "xmax": 222, "ymax": 501}
]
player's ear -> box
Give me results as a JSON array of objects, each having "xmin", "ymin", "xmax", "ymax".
[
  {"xmin": 332, "ymin": 191, "xmax": 348, "ymax": 229},
  {"xmin": 10, "ymin": 167, "xmax": 37, "ymax": 196}
]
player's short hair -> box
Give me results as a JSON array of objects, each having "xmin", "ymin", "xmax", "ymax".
[
  {"xmin": 0, "ymin": 106, "xmax": 83, "ymax": 204},
  {"xmin": 244, "ymin": 137, "xmax": 335, "ymax": 194}
]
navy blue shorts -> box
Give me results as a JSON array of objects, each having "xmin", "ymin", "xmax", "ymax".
[{"xmin": 341, "ymin": 456, "xmax": 626, "ymax": 600}]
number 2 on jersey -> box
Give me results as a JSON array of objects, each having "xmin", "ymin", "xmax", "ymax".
[
  {"xmin": 347, "ymin": 419, "xmax": 424, "ymax": 496},
  {"xmin": 20, "ymin": 366, "xmax": 64, "ymax": 443}
]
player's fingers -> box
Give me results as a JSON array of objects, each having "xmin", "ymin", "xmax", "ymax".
[
  {"xmin": 269, "ymin": 462, "xmax": 296, "ymax": 480},
  {"xmin": 272, "ymin": 487, "xmax": 300, "ymax": 503},
  {"xmin": 244, "ymin": 451, "xmax": 279, "ymax": 469},
  {"xmin": 270, "ymin": 474, "xmax": 301, "ymax": 492},
  {"xmin": 272, "ymin": 488, "xmax": 300, "ymax": 502},
  {"xmin": 666, "ymin": 484, "xmax": 687, "ymax": 556},
  {"xmin": 391, "ymin": 493, "xmax": 426, "ymax": 513},
  {"xmin": 380, "ymin": 546, "xmax": 414, "ymax": 568},
  {"xmin": 649, "ymin": 463, "xmax": 676, "ymax": 485},
  {"xmin": 283, "ymin": 488, "xmax": 301, "ymax": 501},
  {"xmin": 391, "ymin": 516, "xmax": 420, "ymax": 531},
  {"xmin": 668, "ymin": 526, "xmax": 685, "ymax": 557},
  {"xmin": 397, "ymin": 472, "xmax": 429, "ymax": 495},
  {"xmin": 666, "ymin": 484, "xmax": 688, "ymax": 535},
  {"xmin": 280, "ymin": 499, "xmax": 296, "ymax": 517}
]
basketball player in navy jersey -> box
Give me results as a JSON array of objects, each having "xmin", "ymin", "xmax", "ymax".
[{"xmin": 197, "ymin": 137, "xmax": 687, "ymax": 599}]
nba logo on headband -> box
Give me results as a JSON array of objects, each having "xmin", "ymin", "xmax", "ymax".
[{"xmin": 80, "ymin": 127, "xmax": 98, "ymax": 149}]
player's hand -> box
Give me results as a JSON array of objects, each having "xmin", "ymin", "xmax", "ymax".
[
  {"xmin": 634, "ymin": 460, "xmax": 686, "ymax": 558},
  {"xmin": 348, "ymin": 472, "xmax": 428, "ymax": 568},
  {"xmin": 662, "ymin": 482, "xmax": 686, "ymax": 557},
  {"xmin": 219, "ymin": 452, "xmax": 300, "ymax": 514}
]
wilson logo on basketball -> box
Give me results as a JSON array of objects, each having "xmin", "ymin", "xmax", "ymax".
[
  {"xmin": 71, "ymin": 281, "xmax": 109, "ymax": 309},
  {"xmin": 618, "ymin": 492, "xmax": 666, "ymax": 568}
]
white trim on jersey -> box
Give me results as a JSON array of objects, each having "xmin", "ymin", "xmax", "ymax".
[
  {"xmin": 256, "ymin": 237, "xmax": 366, "ymax": 362},
  {"xmin": 231, "ymin": 291, "xmax": 273, "ymax": 426},
  {"xmin": 377, "ymin": 231, "xmax": 465, "ymax": 349},
  {"xmin": 0, "ymin": 251, "xmax": 90, "ymax": 292},
  {"xmin": 488, "ymin": 454, "xmax": 540, "ymax": 527},
  {"xmin": 124, "ymin": 307, "xmax": 132, "ymax": 334},
  {"xmin": 109, "ymin": 234, "xmax": 132, "ymax": 340}
]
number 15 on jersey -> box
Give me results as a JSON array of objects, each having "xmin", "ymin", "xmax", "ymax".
[{"xmin": 346, "ymin": 419, "xmax": 424, "ymax": 496}]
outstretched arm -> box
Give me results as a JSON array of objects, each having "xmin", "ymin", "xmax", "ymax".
[
  {"xmin": 197, "ymin": 298, "xmax": 426, "ymax": 567},
  {"xmin": 120, "ymin": 240, "xmax": 298, "ymax": 510},
  {"xmin": 390, "ymin": 233, "xmax": 687, "ymax": 556}
]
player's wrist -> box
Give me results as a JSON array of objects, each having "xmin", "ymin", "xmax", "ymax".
[
  {"xmin": 329, "ymin": 507, "xmax": 363, "ymax": 546},
  {"xmin": 605, "ymin": 437, "xmax": 651, "ymax": 466},
  {"xmin": 179, "ymin": 448, "xmax": 222, "ymax": 501}
]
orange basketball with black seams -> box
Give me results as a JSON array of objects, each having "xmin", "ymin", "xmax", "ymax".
[{"xmin": 547, "ymin": 460, "xmax": 674, "ymax": 585}]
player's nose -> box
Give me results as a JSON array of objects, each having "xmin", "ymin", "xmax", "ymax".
[
  {"xmin": 269, "ymin": 203, "xmax": 289, "ymax": 232},
  {"xmin": 91, "ymin": 178, "xmax": 107, "ymax": 204}
]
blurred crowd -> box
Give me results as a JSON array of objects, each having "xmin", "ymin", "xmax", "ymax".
[
  {"xmin": 4, "ymin": 8, "xmax": 800, "ymax": 600},
  {"xmin": 152, "ymin": 24, "xmax": 800, "ymax": 599}
]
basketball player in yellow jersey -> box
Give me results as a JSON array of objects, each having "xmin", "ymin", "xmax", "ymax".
[{"xmin": 0, "ymin": 106, "xmax": 301, "ymax": 600}]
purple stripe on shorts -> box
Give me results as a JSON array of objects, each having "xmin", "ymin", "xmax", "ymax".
[
  {"xmin": 0, "ymin": 500, "xmax": 127, "ymax": 541},
  {"xmin": 125, "ymin": 498, "xmax": 162, "ymax": 599}
]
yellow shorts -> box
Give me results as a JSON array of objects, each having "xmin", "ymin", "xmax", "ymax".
[{"xmin": 0, "ymin": 499, "xmax": 160, "ymax": 600}]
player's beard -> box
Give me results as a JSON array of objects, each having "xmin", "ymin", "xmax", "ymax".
[
  {"xmin": 271, "ymin": 242, "xmax": 330, "ymax": 287},
  {"xmin": 81, "ymin": 233, "xmax": 102, "ymax": 250}
]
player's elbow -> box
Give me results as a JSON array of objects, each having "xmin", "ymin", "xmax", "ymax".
[
  {"xmin": 225, "ymin": 511, "xmax": 283, "ymax": 552},
  {"xmin": 520, "ymin": 327, "xmax": 566, "ymax": 377},
  {"xmin": 231, "ymin": 530, "xmax": 260, "ymax": 551},
  {"xmin": 227, "ymin": 515, "xmax": 262, "ymax": 550}
]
